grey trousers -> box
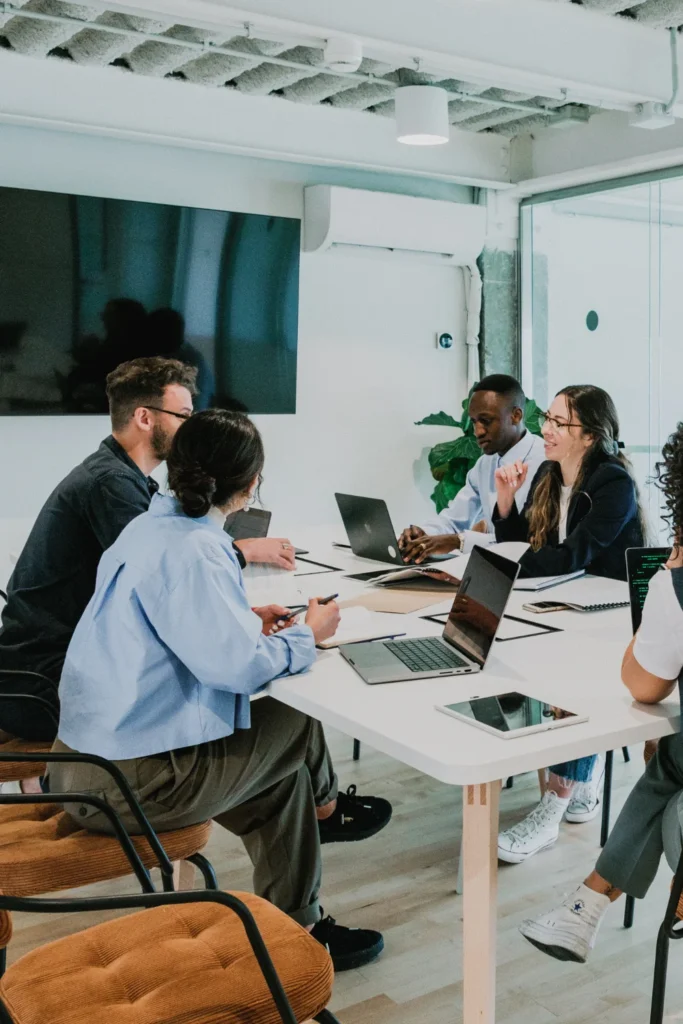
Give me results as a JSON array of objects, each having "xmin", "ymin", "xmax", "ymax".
[
  {"xmin": 49, "ymin": 698, "xmax": 338, "ymax": 927},
  {"xmin": 597, "ymin": 733, "xmax": 683, "ymax": 899}
]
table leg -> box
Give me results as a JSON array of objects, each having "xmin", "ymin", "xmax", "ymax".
[{"xmin": 462, "ymin": 780, "xmax": 501, "ymax": 1024}]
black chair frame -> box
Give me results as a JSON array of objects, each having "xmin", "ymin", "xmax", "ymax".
[
  {"xmin": 650, "ymin": 847, "xmax": 683, "ymax": 1024},
  {"xmin": 0, "ymin": 885, "xmax": 340, "ymax": 1024}
]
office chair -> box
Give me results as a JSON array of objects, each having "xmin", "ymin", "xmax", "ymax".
[{"xmin": 0, "ymin": 789, "xmax": 338, "ymax": 1024}]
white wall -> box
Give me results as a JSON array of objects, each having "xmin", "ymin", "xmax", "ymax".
[{"xmin": 0, "ymin": 123, "xmax": 470, "ymax": 550}]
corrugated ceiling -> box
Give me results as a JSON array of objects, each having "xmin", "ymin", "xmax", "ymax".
[{"xmin": 0, "ymin": 0, "xmax": 679, "ymax": 136}]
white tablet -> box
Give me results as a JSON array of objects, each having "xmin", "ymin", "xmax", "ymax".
[{"xmin": 435, "ymin": 692, "xmax": 588, "ymax": 739}]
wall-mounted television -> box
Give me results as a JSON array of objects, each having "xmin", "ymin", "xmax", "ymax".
[{"xmin": 0, "ymin": 187, "xmax": 300, "ymax": 415}]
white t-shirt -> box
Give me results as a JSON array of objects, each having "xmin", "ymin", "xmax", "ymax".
[
  {"xmin": 633, "ymin": 569, "xmax": 683, "ymax": 680},
  {"xmin": 559, "ymin": 485, "xmax": 572, "ymax": 544}
]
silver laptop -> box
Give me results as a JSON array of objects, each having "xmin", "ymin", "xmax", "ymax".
[{"xmin": 339, "ymin": 546, "xmax": 519, "ymax": 684}]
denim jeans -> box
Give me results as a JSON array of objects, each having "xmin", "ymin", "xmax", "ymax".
[{"xmin": 549, "ymin": 755, "xmax": 598, "ymax": 783}]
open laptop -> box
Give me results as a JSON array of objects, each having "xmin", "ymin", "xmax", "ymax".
[
  {"xmin": 626, "ymin": 546, "xmax": 670, "ymax": 633},
  {"xmin": 335, "ymin": 493, "xmax": 441, "ymax": 567},
  {"xmin": 224, "ymin": 508, "xmax": 307, "ymax": 555},
  {"xmin": 339, "ymin": 545, "xmax": 519, "ymax": 684}
]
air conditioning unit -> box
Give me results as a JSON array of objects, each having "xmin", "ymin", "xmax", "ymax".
[{"xmin": 303, "ymin": 185, "xmax": 486, "ymax": 265}]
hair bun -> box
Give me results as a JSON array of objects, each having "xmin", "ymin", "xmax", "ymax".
[{"xmin": 171, "ymin": 462, "xmax": 216, "ymax": 518}]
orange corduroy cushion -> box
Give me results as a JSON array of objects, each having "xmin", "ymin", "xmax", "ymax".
[
  {"xmin": 0, "ymin": 804, "xmax": 211, "ymax": 897},
  {"xmin": 0, "ymin": 740, "xmax": 51, "ymax": 782},
  {"xmin": 0, "ymin": 892, "xmax": 333, "ymax": 1024}
]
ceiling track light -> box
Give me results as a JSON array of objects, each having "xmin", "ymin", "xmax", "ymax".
[
  {"xmin": 395, "ymin": 85, "xmax": 449, "ymax": 146},
  {"xmin": 323, "ymin": 37, "xmax": 363, "ymax": 73}
]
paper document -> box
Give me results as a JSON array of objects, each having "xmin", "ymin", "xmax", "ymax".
[
  {"xmin": 514, "ymin": 570, "xmax": 585, "ymax": 592},
  {"xmin": 317, "ymin": 607, "xmax": 407, "ymax": 649},
  {"xmin": 369, "ymin": 565, "xmax": 461, "ymax": 590},
  {"xmin": 545, "ymin": 576, "xmax": 629, "ymax": 612}
]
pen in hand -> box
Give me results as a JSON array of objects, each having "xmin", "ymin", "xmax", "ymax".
[{"xmin": 280, "ymin": 593, "xmax": 339, "ymax": 621}]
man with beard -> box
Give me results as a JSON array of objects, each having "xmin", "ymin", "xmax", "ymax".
[{"xmin": 0, "ymin": 358, "xmax": 296, "ymax": 746}]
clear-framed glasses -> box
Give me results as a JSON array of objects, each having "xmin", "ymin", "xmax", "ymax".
[{"xmin": 538, "ymin": 411, "xmax": 583, "ymax": 433}]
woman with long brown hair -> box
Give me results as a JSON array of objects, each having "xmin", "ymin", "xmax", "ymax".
[{"xmin": 493, "ymin": 385, "xmax": 644, "ymax": 864}]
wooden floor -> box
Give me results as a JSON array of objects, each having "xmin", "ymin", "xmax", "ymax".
[{"xmin": 9, "ymin": 729, "xmax": 683, "ymax": 1024}]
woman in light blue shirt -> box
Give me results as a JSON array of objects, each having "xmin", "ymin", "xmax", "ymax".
[{"xmin": 50, "ymin": 409, "xmax": 391, "ymax": 972}]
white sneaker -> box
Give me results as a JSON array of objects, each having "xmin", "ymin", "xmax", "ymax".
[
  {"xmin": 498, "ymin": 791, "xmax": 568, "ymax": 864},
  {"xmin": 520, "ymin": 884, "xmax": 611, "ymax": 963},
  {"xmin": 565, "ymin": 755, "xmax": 605, "ymax": 824}
]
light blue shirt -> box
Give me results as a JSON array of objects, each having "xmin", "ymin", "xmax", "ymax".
[
  {"xmin": 421, "ymin": 431, "xmax": 546, "ymax": 551},
  {"xmin": 58, "ymin": 494, "xmax": 316, "ymax": 760}
]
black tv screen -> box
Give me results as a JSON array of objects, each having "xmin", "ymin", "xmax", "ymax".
[{"xmin": 0, "ymin": 187, "xmax": 300, "ymax": 414}]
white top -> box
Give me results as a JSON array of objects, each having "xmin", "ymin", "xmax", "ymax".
[
  {"xmin": 420, "ymin": 432, "xmax": 546, "ymax": 554},
  {"xmin": 559, "ymin": 484, "xmax": 572, "ymax": 544},
  {"xmin": 634, "ymin": 569, "xmax": 683, "ymax": 680}
]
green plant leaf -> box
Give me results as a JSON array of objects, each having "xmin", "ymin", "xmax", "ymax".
[
  {"xmin": 524, "ymin": 398, "xmax": 544, "ymax": 436},
  {"xmin": 415, "ymin": 411, "xmax": 460, "ymax": 428},
  {"xmin": 428, "ymin": 435, "xmax": 481, "ymax": 473}
]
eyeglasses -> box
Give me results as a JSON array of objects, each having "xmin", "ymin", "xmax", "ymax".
[
  {"xmin": 538, "ymin": 411, "xmax": 583, "ymax": 433},
  {"xmin": 145, "ymin": 406, "xmax": 193, "ymax": 422}
]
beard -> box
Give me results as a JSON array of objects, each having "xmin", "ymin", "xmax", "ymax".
[{"xmin": 151, "ymin": 422, "xmax": 174, "ymax": 462}]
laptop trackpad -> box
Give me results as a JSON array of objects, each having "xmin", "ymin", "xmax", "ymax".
[{"xmin": 342, "ymin": 641, "xmax": 408, "ymax": 675}]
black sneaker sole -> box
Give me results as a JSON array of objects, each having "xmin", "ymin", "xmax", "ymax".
[
  {"xmin": 319, "ymin": 804, "xmax": 392, "ymax": 845},
  {"xmin": 522, "ymin": 934, "xmax": 586, "ymax": 963},
  {"xmin": 331, "ymin": 933, "xmax": 385, "ymax": 972}
]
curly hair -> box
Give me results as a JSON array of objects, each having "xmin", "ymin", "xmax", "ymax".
[{"xmin": 655, "ymin": 423, "xmax": 683, "ymax": 546}]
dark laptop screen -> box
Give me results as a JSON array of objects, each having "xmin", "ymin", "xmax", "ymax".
[
  {"xmin": 443, "ymin": 546, "xmax": 519, "ymax": 666},
  {"xmin": 626, "ymin": 547, "xmax": 670, "ymax": 634},
  {"xmin": 224, "ymin": 507, "xmax": 272, "ymax": 542}
]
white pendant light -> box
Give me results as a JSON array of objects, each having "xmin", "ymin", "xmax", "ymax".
[
  {"xmin": 395, "ymin": 85, "xmax": 449, "ymax": 146},
  {"xmin": 323, "ymin": 37, "xmax": 363, "ymax": 73}
]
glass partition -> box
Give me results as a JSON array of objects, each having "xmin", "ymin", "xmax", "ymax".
[{"xmin": 521, "ymin": 176, "xmax": 682, "ymax": 542}]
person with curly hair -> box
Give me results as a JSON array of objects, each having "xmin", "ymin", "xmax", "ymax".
[
  {"xmin": 494, "ymin": 385, "xmax": 645, "ymax": 862},
  {"xmin": 518, "ymin": 421, "xmax": 683, "ymax": 964}
]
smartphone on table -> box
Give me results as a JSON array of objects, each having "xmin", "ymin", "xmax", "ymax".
[{"xmin": 522, "ymin": 600, "xmax": 571, "ymax": 614}]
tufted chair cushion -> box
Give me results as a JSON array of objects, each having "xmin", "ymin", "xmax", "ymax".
[
  {"xmin": 0, "ymin": 891, "xmax": 334, "ymax": 1024},
  {"xmin": 0, "ymin": 804, "xmax": 211, "ymax": 897},
  {"xmin": 0, "ymin": 740, "xmax": 51, "ymax": 782}
]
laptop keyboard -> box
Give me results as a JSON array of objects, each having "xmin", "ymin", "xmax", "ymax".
[{"xmin": 385, "ymin": 637, "xmax": 469, "ymax": 673}]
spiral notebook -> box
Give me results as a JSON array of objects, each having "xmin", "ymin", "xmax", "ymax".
[{"xmin": 550, "ymin": 576, "xmax": 629, "ymax": 612}]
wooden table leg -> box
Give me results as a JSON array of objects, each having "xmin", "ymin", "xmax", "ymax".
[{"xmin": 462, "ymin": 781, "xmax": 501, "ymax": 1024}]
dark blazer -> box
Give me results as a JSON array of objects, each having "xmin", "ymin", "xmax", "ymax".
[{"xmin": 493, "ymin": 453, "xmax": 643, "ymax": 580}]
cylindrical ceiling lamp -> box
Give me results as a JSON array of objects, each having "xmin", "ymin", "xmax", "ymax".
[{"xmin": 395, "ymin": 85, "xmax": 449, "ymax": 146}]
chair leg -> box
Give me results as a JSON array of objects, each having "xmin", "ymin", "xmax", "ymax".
[
  {"xmin": 622, "ymin": 746, "xmax": 631, "ymax": 764},
  {"xmin": 172, "ymin": 859, "xmax": 196, "ymax": 891},
  {"xmin": 352, "ymin": 739, "xmax": 361, "ymax": 761},
  {"xmin": 624, "ymin": 894, "xmax": 636, "ymax": 929},
  {"xmin": 650, "ymin": 921, "xmax": 670, "ymax": 1024},
  {"xmin": 314, "ymin": 1009, "xmax": 344, "ymax": 1024},
  {"xmin": 600, "ymin": 750, "xmax": 614, "ymax": 848},
  {"xmin": 188, "ymin": 852, "xmax": 219, "ymax": 890}
]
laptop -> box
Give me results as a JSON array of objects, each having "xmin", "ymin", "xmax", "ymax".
[
  {"xmin": 335, "ymin": 493, "xmax": 440, "ymax": 567},
  {"xmin": 224, "ymin": 508, "xmax": 307, "ymax": 555},
  {"xmin": 626, "ymin": 546, "xmax": 670, "ymax": 633},
  {"xmin": 339, "ymin": 545, "xmax": 519, "ymax": 684}
]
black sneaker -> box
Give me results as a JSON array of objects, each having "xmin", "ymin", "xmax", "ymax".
[
  {"xmin": 311, "ymin": 913, "xmax": 384, "ymax": 971},
  {"xmin": 318, "ymin": 784, "xmax": 392, "ymax": 845}
]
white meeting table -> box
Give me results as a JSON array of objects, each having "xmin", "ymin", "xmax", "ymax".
[{"xmin": 244, "ymin": 532, "xmax": 681, "ymax": 1024}]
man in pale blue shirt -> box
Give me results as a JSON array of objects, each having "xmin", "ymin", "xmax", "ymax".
[{"xmin": 400, "ymin": 374, "xmax": 546, "ymax": 563}]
